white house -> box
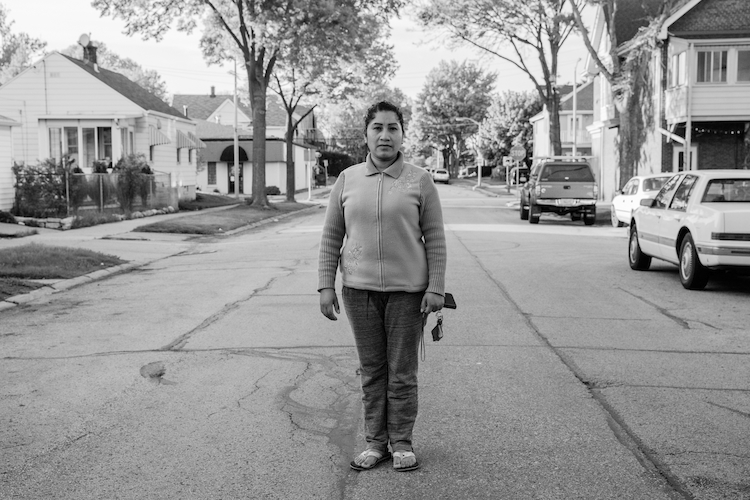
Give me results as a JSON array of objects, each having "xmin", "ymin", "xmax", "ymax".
[
  {"xmin": 172, "ymin": 91, "xmax": 319, "ymax": 196},
  {"xmin": 0, "ymin": 114, "xmax": 19, "ymax": 211},
  {"xmin": 581, "ymin": 0, "xmax": 750, "ymax": 202},
  {"xmin": 531, "ymin": 81, "xmax": 595, "ymax": 159},
  {"xmin": 0, "ymin": 45, "xmax": 202, "ymax": 208}
]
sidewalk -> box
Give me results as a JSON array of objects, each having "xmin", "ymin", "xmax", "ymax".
[{"xmin": 0, "ymin": 186, "xmax": 332, "ymax": 311}]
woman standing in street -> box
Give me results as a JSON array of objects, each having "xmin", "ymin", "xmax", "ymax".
[{"xmin": 318, "ymin": 101, "xmax": 447, "ymax": 472}]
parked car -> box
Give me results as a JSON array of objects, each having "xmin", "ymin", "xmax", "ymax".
[
  {"xmin": 611, "ymin": 174, "xmax": 672, "ymax": 227},
  {"xmin": 628, "ymin": 170, "xmax": 750, "ymax": 290},
  {"xmin": 433, "ymin": 168, "xmax": 450, "ymax": 184},
  {"xmin": 520, "ymin": 158, "xmax": 597, "ymax": 225}
]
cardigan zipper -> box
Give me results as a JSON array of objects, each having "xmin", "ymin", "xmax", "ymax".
[{"xmin": 376, "ymin": 173, "xmax": 384, "ymax": 289}]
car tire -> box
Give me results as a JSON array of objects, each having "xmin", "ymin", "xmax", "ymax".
[
  {"xmin": 679, "ymin": 234, "xmax": 709, "ymax": 290},
  {"xmin": 583, "ymin": 207, "xmax": 596, "ymax": 226},
  {"xmin": 628, "ymin": 224, "xmax": 651, "ymax": 270},
  {"xmin": 571, "ymin": 212, "xmax": 582, "ymax": 221},
  {"xmin": 611, "ymin": 209, "xmax": 624, "ymax": 227},
  {"xmin": 529, "ymin": 203, "xmax": 540, "ymax": 224}
]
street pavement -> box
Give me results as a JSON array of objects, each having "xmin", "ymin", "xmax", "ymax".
[{"xmin": 3, "ymin": 180, "xmax": 719, "ymax": 500}]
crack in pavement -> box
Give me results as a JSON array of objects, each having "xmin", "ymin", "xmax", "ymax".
[
  {"xmin": 618, "ymin": 288, "xmax": 692, "ymax": 330},
  {"xmin": 160, "ymin": 275, "xmax": 285, "ymax": 351},
  {"xmin": 706, "ymin": 401, "xmax": 750, "ymax": 420}
]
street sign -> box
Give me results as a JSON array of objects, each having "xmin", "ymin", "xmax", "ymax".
[{"xmin": 510, "ymin": 146, "xmax": 526, "ymax": 161}]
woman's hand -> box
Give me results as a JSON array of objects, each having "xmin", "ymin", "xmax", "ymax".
[
  {"xmin": 420, "ymin": 292, "xmax": 444, "ymax": 315},
  {"xmin": 320, "ymin": 288, "xmax": 340, "ymax": 321}
]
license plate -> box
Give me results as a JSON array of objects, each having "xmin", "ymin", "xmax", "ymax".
[{"xmin": 556, "ymin": 199, "xmax": 576, "ymax": 206}]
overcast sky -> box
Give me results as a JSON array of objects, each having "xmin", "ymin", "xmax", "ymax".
[{"xmin": 5, "ymin": 0, "xmax": 588, "ymax": 101}]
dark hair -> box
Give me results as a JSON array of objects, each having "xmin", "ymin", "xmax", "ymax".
[{"xmin": 364, "ymin": 101, "xmax": 405, "ymax": 136}]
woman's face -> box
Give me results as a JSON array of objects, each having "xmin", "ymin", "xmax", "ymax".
[{"xmin": 366, "ymin": 110, "xmax": 403, "ymax": 167}]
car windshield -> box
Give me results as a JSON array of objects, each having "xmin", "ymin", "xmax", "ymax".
[
  {"xmin": 642, "ymin": 177, "xmax": 669, "ymax": 192},
  {"xmin": 540, "ymin": 164, "xmax": 594, "ymax": 182},
  {"xmin": 701, "ymin": 179, "xmax": 750, "ymax": 202}
]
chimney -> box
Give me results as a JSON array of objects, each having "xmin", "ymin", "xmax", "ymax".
[
  {"xmin": 183, "ymin": 105, "xmax": 189, "ymax": 118},
  {"xmin": 83, "ymin": 43, "xmax": 98, "ymax": 66},
  {"xmin": 210, "ymin": 86, "xmax": 216, "ymax": 98}
]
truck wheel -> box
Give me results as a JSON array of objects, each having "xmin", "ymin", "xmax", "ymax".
[
  {"xmin": 628, "ymin": 224, "xmax": 651, "ymax": 270},
  {"xmin": 583, "ymin": 207, "xmax": 596, "ymax": 226},
  {"xmin": 529, "ymin": 203, "xmax": 540, "ymax": 224},
  {"xmin": 520, "ymin": 200, "xmax": 529, "ymax": 220},
  {"xmin": 679, "ymin": 234, "xmax": 709, "ymax": 290}
]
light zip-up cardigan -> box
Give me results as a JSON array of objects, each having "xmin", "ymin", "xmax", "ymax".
[{"xmin": 318, "ymin": 152, "xmax": 446, "ymax": 295}]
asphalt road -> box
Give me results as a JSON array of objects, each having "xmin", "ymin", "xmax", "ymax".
[{"xmin": 1, "ymin": 183, "xmax": 748, "ymax": 499}]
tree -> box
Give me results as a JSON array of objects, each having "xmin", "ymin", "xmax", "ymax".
[
  {"xmin": 411, "ymin": 60, "xmax": 495, "ymax": 176},
  {"xmin": 269, "ymin": 3, "xmax": 397, "ymax": 201},
  {"xmin": 318, "ymin": 85, "xmax": 412, "ymax": 165},
  {"xmin": 416, "ymin": 0, "xmax": 584, "ymax": 156},
  {"xmin": 476, "ymin": 90, "xmax": 543, "ymax": 165},
  {"xmin": 0, "ymin": 3, "xmax": 46, "ymax": 84},
  {"xmin": 93, "ymin": 0, "xmax": 402, "ymax": 208},
  {"xmin": 568, "ymin": 0, "xmax": 678, "ymax": 188},
  {"xmin": 60, "ymin": 42, "xmax": 169, "ymax": 101}
]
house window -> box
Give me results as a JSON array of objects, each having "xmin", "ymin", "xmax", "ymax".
[
  {"xmin": 82, "ymin": 128, "xmax": 96, "ymax": 169},
  {"xmin": 177, "ymin": 148, "xmax": 182, "ymax": 163},
  {"xmin": 98, "ymin": 127, "xmax": 112, "ymax": 160},
  {"xmin": 49, "ymin": 128, "xmax": 62, "ymax": 161},
  {"xmin": 670, "ymin": 52, "xmax": 686, "ymax": 87},
  {"xmin": 208, "ymin": 162, "xmax": 217, "ymax": 184},
  {"xmin": 697, "ymin": 50, "xmax": 727, "ymax": 83},
  {"xmin": 149, "ymin": 145, "xmax": 155, "ymax": 161},
  {"xmin": 738, "ymin": 49, "xmax": 750, "ymax": 82}
]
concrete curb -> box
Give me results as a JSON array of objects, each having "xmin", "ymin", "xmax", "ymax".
[{"xmin": 0, "ymin": 204, "xmax": 323, "ymax": 312}]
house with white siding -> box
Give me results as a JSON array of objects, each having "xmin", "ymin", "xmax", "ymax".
[
  {"xmin": 0, "ymin": 44, "xmax": 202, "ymax": 209},
  {"xmin": 0, "ymin": 115, "xmax": 19, "ymax": 211},
  {"xmin": 172, "ymin": 92, "xmax": 318, "ymax": 195},
  {"xmin": 580, "ymin": 0, "xmax": 750, "ymax": 201}
]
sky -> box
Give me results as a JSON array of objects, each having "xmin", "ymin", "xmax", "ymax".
[{"xmin": 4, "ymin": 0, "xmax": 588, "ymax": 102}]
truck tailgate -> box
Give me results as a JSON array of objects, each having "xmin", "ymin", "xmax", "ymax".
[{"xmin": 538, "ymin": 182, "xmax": 596, "ymax": 200}]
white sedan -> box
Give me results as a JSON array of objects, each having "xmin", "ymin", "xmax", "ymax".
[
  {"xmin": 611, "ymin": 174, "xmax": 672, "ymax": 227},
  {"xmin": 628, "ymin": 170, "xmax": 750, "ymax": 289},
  {"xmin": 432, "ymin": 169, "xmax": 450, "ymax": 184}
]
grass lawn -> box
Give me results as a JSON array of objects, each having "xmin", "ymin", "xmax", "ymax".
[
  {"xmin": 0, "ymin": 243, "xmax": 126, "ymax": 300},
  {"xmin": 135, "ymin": 201, "xmax": 311, "ymax": 234}
]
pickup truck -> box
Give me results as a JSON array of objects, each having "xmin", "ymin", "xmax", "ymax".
[{"xmin": 520, "ymin": 159, "xmax": 598, "ymax": 225}]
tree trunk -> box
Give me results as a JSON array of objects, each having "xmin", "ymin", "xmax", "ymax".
[
  {"xmin": 547, "ymin": 92, "xmax": 563, "ymax": 156},
  {"xmin": 616, "ymin": 100, "xmax": 637, "ymax": 190},
  {"xmin": 249, "ymin": 62, "xmax": 269, "ymax": 208},
  {"xmin": 285, "ymin": 119, "xmax": 296, "ymax": 202}
]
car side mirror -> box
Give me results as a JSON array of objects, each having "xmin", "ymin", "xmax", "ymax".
[{"xmin": 640, "ymin": 198, "xmax": 654, "ymax": 207}]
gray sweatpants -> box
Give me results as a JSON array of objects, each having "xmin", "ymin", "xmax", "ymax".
[{"xmin": 342, "ymin": 286, "xmax": 423, "ymax": 454}]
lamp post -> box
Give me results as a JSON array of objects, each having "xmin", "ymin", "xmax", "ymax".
[{"xmin": 455, "ymin": 117, "xmax": 483, "ymax": 190}]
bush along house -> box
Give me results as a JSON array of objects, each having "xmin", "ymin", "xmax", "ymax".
[
  {"xmin": 0, "ymin": 37, "xmax": 204, "ymax": 212},
  {"xmin": 172, "ymin": 90, "xmax": 319, "ymax": 196}
]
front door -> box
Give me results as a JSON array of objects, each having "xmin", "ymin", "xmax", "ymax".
[{"xmin": 228, "ymin": 162, "xmax": 244, "ymax": 194}]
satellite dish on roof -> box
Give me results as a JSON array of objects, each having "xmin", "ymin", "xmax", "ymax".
[{"xmin": 78, "ymin": 34, "xmax": 90, "ymax": 47}]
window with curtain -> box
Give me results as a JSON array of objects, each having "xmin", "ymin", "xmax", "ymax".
[
  {"xmin": 208, "ymin": 162, "xmax": 217, "ymax": 184},
  {"xmin": 738, "ymin": 49, "xmax": 750, "ymax": 82},
  {"xmin": 49, "ymin": 128, "xmax": 62, "ymax": 161}
]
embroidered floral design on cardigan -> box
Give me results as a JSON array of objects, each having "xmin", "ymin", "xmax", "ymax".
[
  {"xmin": 388, "ymin": 170, "xmax": 417, "ymax": 193},
  {"xmin": 344, "ymin": 244, "xmax": 363, "ymax": 274}
]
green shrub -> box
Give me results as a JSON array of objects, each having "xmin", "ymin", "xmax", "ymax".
[
  {"xmin": 71, "ymin": 212, "xmax": 122, "ymax": 229},
  {"xmin": 12, "ymin": 158, "xmax": 68, "ymax": 217},
  {"xmin": 265, "ymin": 186, "xmax": 281, "ymax": 195},
  {"xmin": 113, "ymin": 154, "xmax": 150, "ymax": 212},
  {"xmin": 0, "ymin": 211, "xmax": 16, "ymax": 224}
]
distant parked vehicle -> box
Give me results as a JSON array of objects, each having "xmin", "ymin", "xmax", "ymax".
[
  {"xmin": 432, "ymin": 168, "xmax": 450, "ymax": 184},
  {"xmin": 611, "ymin": 174, "xmax": 672, "ymax": 227},
  {"xmin": 520, "ymin": 158, "xmax": 597, "ymax": 225},
  {"xmin": 628, "ymin": 169, "xmax": 750, "ymax": 290}
]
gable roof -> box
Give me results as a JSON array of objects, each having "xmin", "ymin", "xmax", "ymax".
[
  {"xmin": 171, "ymin": 92, "xmax": 291, "ymax": 128},
  {"xmin": 560, "ymin": 81, "xmax": 594, "ymax": 111},
  {"xmin": 606, "ymin": 0, "xmax": 667, "ymax": 44},
  {"xmin": 171, "ymin": 94, "xmax": 253, "ymax": 121},
  {"xmin": 669, "ymin": 0, "xmax": 750, "ymax": 38},
  {"xmin": 59, "ymin": 54, "xmax": 186, "ymax": 119}
]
